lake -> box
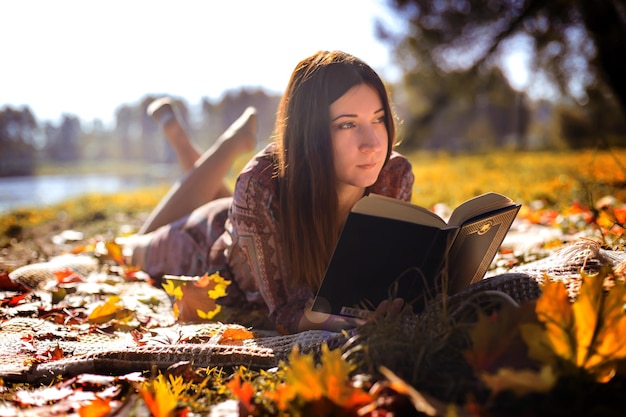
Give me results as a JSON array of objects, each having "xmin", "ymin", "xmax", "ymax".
[{"xmin": 0, "ymin": 173, "xmax": 174, "ymax": 213}]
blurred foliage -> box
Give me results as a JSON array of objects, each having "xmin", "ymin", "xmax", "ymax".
[
  {"xmin": 403, "ymin": 147, "xmax": 626, "ymax": 210},
  {"xmin": 380, "ymin": 0, "xmax": 626, "ymax": 150},
  {"xmin": 3, "ymin": 148, "xmax": 626, "ymax": 250}
]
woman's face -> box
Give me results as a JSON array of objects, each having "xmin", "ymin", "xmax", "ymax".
[{"xmin": 329, "ymin": 83, "xmax": 389, "ymax": 192}]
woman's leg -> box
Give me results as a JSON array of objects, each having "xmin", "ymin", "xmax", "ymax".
[
  {"xmin": 139, "ymin": 105, "xmax": 257, "ymax": 235},
  {"xmin": 147, "ymin": 97, "xmax": 202, "ymax": 173}
]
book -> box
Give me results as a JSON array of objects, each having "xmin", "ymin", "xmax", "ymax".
[{"xmin": 311, "ymin": 192, "xmax": 521, "ymax": 319}]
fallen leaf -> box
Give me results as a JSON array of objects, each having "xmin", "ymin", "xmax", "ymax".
[
  {"xmin": 77, "ymin": 397, "xmax": 112, "ymax": 417},
  {"xmin": 521, "ymin": 267, "xmax": 626, "ymax": 381},
  {"xmin": 226, "ymin": 373, "xmax": 255, "ymax": 412},
  {"xmin": 139, "ymin": 374, "xmax": 189, "ymax": 417},
  {"xmin": 219, "ymin": 328, "xmax": 254, "ymax": 345},
  {"xmin": 163, "ymin": 273, "xmax": 231, "ymax": 322},
  {"xmin": 463, "ymin": 301, "xmax": 540, "ymax": 373},
  {"xmin": 282, "ymin": 344, "xmax": 373, "ymax": 410},
  {"xmin": 480, "ymin": 365, "xmax": 557, "ymax": 397},
  {"xmin": 88, "ymin": 295, "xmax": 130, "ymax": 324},
  {"xmin": 54, "ymin": 269, "xmax": 84, "ymax": 285},
  {"xmin": 378, "ymin": 366, "xmax": 438, "ymax": 416}
]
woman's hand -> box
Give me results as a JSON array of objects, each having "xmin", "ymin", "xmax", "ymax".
[
  {"xmin": 368, "ymin": 298, "xmax": 408, "ymax": 322},
  {"xmin": 297, "ymin": 297, "xmax": 410, "ymax": 333},
  {"xmin": 298, "ymin": 299, "xmax": 365, "ymax": 332}
]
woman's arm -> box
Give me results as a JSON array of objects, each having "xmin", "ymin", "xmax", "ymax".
[{"xmin": 228, "ymin": 151, "xmax": 311, "ymax": 333}]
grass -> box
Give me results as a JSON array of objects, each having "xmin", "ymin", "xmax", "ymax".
[
  {"xmin": 2, "ymin": 148, "xmax": 626, "ymax": 245},
  {"xmin": 405, "ymin": 148, "xmax": 626, "ymax": 209}
]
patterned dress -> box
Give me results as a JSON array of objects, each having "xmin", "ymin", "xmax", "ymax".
[{"xmin": 143, "ymin": 143, "xmax": 414, "ymax": 333}]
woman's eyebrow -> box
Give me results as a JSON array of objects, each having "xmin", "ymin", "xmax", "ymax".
[
  {"xmin": 331, "ymin": 108, "xmax": 385, "ymax": 122},
  {"xmin": 331, "ymin": 113, "xmax": 357, "ymax": 122}
]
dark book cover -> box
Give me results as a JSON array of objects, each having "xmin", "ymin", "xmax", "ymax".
[
  {"xmin": 311, "ymin": 200, "xmax": 521, "ymax": 319},
  {"xmin": 311, "ymin": 212, "xmax": 458, "ymax": 318},
  {"xmin": 446, "ymin": 204, "xmax": 521, "ymax": 293}
]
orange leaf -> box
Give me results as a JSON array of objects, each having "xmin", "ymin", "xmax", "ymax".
[
  {"xmin": 226, "ymin": 373, "xmax": 255, "ymax": 412},
  {"xmin": 165, "ymin": 273, "xmax": 230, "ymax": 322},
  {"xmin": 50, "ymin": 344, "xmax": 64, "ymax": 361},
  {"xmin": 285, "ymin": 344, "xmax": 372, "ymax": 409},
  {"xmin": 105, "ymin": 241, "xmax": 125, "ymax": 264},
  {"xmin": 379, "ymin": 366, "xmax": 438, "ymax": 416},
  {"xmin": 54, "ymin": 269, "xmax": 84, "ymax": 284},
  {"xmin": 219, "ymin": 328, "xmax": 254, "ymax": 345},
  {"xmin": 463, "ymin": 301, "xmax": 539, "ymax": 373},
  {"xmin": 138, "ymin": 374, "xmax": 187, "ymax": 417},
  {"xmin": 78, "ymin": 397, "xmax": 112, "ymax": 417}
]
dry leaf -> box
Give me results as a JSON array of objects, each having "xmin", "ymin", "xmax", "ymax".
[
  {"xmin": 78, "ymin": 397, "xmax": 112, "ymax": 417},
  {"xmin": 463, "ymin": 301, "xmax": 540, "ymax": 373},
  {"xmin": 139, "ymin": 374, "xmax": 188, "ymax": 417},
  {"xmin": 163, "ymin": 273, "xmax": 230, "ymax": 322},
  {"xmin": 219, "ymin": 328, "xmax": 254, "ymax": 345},
  {"xmin": 88, "ymin": 295, "xmax": 128, "ymax": 324},
  {"xmin": 378, "ymin": 366, "xmax": 438, "ymax": 416},
  {"xmin": 282, "ymin": 344, "xmax": 373, "ymax": 409},
  {"xmin": 480, "ymin": 365, "xmax": 557, "ymax": 397},
  {"xmin": 226, "ymin": 373, "xmax": 255, "ymax": 412},
  {"xmin": 521, "ymin": 268, "xmax": 626, "ymax": 381}
]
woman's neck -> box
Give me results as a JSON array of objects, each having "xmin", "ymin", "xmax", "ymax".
[{"xmin": 336, "ymin": 186, "xmax": 366, "ymax": 226}]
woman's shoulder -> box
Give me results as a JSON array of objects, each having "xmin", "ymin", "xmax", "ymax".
[
  {"xmin": 237, "ymin": 144, "xmax": 276, "ymax": 185},
  {"xmin": 370, "ymin": 150, "xmax": 414, "ymax": 199},
  {"xmin": 234, "ymin": 143, "xmax": 278, "ymax": 203},
  {"xmin": 380, "ymin": 150, "xmax": 413, "ymax": 180}
]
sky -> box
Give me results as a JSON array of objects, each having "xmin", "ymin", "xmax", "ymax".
[{"xmin": 2, "ymin": 0, "xmax": 406, "ymax": 127}]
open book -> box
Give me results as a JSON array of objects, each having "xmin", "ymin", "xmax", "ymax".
[{"xmin": 311, "ymin": 192, "xmax": 521, "ymax": 319}]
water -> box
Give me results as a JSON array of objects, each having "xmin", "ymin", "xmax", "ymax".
[{"xmin": 0, "ymin": 173, "xmax": 173, "ymax": 213}]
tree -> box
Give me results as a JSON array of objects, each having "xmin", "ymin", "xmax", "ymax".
[
  {"xmin": 0, "ymin": 106, "xmax": 39, "ymax": 176},
  {"xmin": 380, "ymin": 0, "xmax": 626, "ymax": 147},
  {"xmin": 45, "ymin": 115, "xmax": 81, "ymax": 161}
]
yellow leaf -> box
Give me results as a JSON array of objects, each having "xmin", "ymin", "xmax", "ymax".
[
  {"xmin": 534, "ymin": 279, "xmax": 575, "ymax": 362},
  {"xmin": 196, "ymin": 306, "xmax": 221, "ymax": 320},
  {"xmin": 162, "ymin": 279, "xmax": 184, "ymax": 300},
  {"xmin": 173, "ymin": 273, "xmax": 231, "ymax": 322},
  {"xmin": 480, "ymin": 365, "xmax": 557, "ymax": 397},
  {"xmin": 522, "ymin": 267, "xmax": 626, "ymax": 381},
  {"xmin": 284, "ymin": 344, "xmax": 372, "ymax": 408},
  {"xmin": 139, "ymin": 374, "xmax": 188, "ymax": 417},
  {"xmin": 583, "ymin": 277, "xmax": 626, "ymax": 371},
  {"xmin": 88, "ymin": 296, "xmax": 123, "ymax": 324}
]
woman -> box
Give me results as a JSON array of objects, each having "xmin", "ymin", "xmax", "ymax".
[{"xmin": 128, "ymin": 50, "xmax": 415, "ymax": 333}]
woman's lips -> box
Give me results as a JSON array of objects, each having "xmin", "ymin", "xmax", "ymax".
[{"xmin": 357, "ymin": 163, "xmax": 377, "ymax": 169}]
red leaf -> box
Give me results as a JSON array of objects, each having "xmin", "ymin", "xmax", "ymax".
[{"xmin": 0, "ymin": 271, "xmax": 29, "ymax": 291}]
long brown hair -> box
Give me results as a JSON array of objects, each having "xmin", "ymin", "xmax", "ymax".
[{"xmin": 274, "ymin": 50, "xmax": 396, "ymax": 290}]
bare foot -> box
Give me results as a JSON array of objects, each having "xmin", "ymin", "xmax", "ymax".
[
  {"xmin": 148, "ymin": 97, "xmax": 201, "ymax": 171},
  {"xmin": 147, "ymin": 97, "xmax": 176, "ymax": 127},
  {"xmin": 216, "ymin": 106, "xmax": 257, "ymax": 154}
]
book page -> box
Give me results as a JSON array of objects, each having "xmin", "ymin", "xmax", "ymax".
[
  {"xmin": 448, "ymin": 192, "xmax": 516, "ymax": 227},
  {"xmin": 352, "ymin": 194, "xmax": 447, "ymax": 228}
]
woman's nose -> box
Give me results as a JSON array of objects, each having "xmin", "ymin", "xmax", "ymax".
[{"xmin": 359, "ymin": 125, "xmax": 385, "ymax": 152}]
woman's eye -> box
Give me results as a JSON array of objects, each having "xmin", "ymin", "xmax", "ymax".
[
  {"xmin": 374, "ymin": 115, "xmax": 386, "ymax": 124},
  {"xmin": 338, "ymin": 121, "xmax": 356, "ymax": 129}
]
